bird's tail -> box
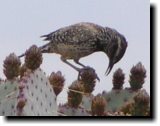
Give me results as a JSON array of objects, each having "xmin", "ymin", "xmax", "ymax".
[
  {"xmin": 40, "ymin": 34, "xmax": 51, "ymax": 41},
  {"xmin": 18, "ymin": 53, "xmax": 25, "ymax": 58},
  {"xmin": 39, "ymin": 43, "xmax": 51, "ymax": 53}
]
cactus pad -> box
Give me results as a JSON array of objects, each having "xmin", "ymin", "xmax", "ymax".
[
  {"xmin": 102, "ymin": 89, "xmax": 138, "ymax": 112},
  {"xmin": 0, "ymin": 68, "xmax": 57, "ymax": 116}
]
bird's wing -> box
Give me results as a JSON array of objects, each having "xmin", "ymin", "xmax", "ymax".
[{"xmin": 41, "ymin": 23, "xmax": 103, "ymax": 44}]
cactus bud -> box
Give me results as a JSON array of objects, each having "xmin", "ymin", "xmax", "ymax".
[
  {"xmin": 3, "ymin": 53, "xmax": 21, "ymax": 79},
  {"xmin": 112, "ymin": 68, "xmax": 125, "ymax": 89},
  {"xmin": 79, "ymin": 67, "xmax": 97, "ymax": 93},
  {"xmin": 49, "ymin": 71, "xmax": 65, "ymax": 96},
  {"xmin": 68, "ymin": 81, "xmax": 83, "ymax": 108},
  {"xmin": 25, "ymin": 45, "xmax": 42, "ymax": 70},
  {"xmin": 129, "ymin": 62, "xmax": 146, "ymax": 90}
]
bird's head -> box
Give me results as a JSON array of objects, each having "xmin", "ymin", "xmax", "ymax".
[{"xmin": 104, "ymin": 33, "xmax": 128, "ymax": 75}]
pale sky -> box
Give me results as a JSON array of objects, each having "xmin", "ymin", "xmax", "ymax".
[{"xmin": 0, "ymin": 0, "xmax": 150, "ymax": 104}]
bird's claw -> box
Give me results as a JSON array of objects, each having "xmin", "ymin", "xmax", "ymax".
[{"xmin": 77, "ymin": 66, "xmax": 100, "ymax": 82}]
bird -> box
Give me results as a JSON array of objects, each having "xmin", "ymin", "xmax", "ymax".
[{"xmin": 19, "ymin": 22, "xmax": 127, "ymax": 78}]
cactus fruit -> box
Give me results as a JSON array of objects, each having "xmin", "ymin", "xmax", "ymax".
[
  {"xmin": 49, "ymin": 71, "xmax": 65, "ymax": 96},
  {"xmin": 79, "ymin": 67, "xmax": 97, "ymax": 94},
  {"xmin": 25, "ymin": 45, "xmax": 43, "ymax": 70},
  {"xmin": 91, "ymin": 94, "xmax": 106, "ymax": 116},
  {"xmin": 112, "ymin": 68, "xmax": 125, "ymax": 90},
  {"xmin": 129, "ymin": 62, "xmax": 146, "ymax": 90},
  {"xmin": 3, "ymin": 53, "xmax": 21, "ymax": 80},
  {"xmin": 68, "ymin": 80, "xmax": 83, "ymax": 108}
]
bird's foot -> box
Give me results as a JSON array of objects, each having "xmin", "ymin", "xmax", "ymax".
[{"xmin": 77, "ymin": 66, "xmax": 100, "ymax": 82}]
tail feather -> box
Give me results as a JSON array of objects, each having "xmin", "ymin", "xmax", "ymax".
[
  {"xmin": 18, "ymin": 53, "xmax": 25, "ymax": 58},
  {"xmin": 39, "ymin": 43, "xmax": 50, "ymax": 53},
  {"xmin": 40, "ymin": 34, "xmax": 50, "ymax": 41}
]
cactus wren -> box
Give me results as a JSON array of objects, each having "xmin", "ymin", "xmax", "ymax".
[{"xmin": 19, "ymin": 22, "xmax": 127, "ymax": 77}]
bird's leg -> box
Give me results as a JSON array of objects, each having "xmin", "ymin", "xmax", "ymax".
[
  {"xmin": 60, "ymin": 57, "xmax": 80, "ymax": 72},
  {"xmin": 74, "ymin": 59, "xmax": 86, "ymax": 68},
  {"xmin": 61, "ymin": 57, "xmax": 100, "ymax": 81}
]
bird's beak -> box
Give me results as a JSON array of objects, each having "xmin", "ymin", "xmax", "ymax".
[{"xmin": 105, "ymin": 60, "xmax": 114, "ymax": 76}]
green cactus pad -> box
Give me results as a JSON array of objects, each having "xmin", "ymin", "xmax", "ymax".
[
  {"xmin": 102, "ymin": 89, "xmax": 138, "ymax": 112},
  {"xmin": 0, "ymin": 68, "xmax": 57, "ymax": 116},
  {"xmin": 0, "ymin": 80, "xmax": 19, "ymax": 116}
]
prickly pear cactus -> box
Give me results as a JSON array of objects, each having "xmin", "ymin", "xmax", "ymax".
[{"xmin": 0, "ymin": 68, "xmax": 57, "ymax": 116}]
